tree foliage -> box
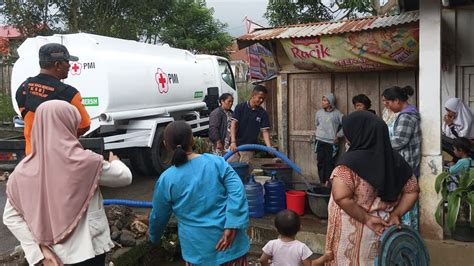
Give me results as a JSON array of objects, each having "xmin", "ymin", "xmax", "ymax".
[
  {"xmin": 264, "ymin": 0, "xmax": 332, "ymax": 27},
  {"xmin": 0, "ymin": 0, "xmax": 59, "ymax": 36},
  {"xmin": 333, "ymin": 0, "xmax": 376, "ymax": 17},
  {"xmin": 265, "ymin": 0, "xmax": 394, "ymax": 27},
  {"xmin": 51, "ymin": 0, "xmax": 173, "ymax": 42},
  {"xmin": 0, "ymin": 0, "xmax": 172, "ymax": 40},
  {"xmin": 0, "ymin": 0, "xmax": 232, "ymax": 56},
  {"xmin": 157, "ymin": 0, "xmax": 233, "ymax": 56}
]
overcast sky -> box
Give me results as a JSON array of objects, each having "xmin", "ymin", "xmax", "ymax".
[{"xmin": 206, "ymin": 0, "xmax": 269, "ymax": 37}]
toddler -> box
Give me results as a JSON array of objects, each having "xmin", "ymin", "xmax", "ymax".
[{"xmin": 259, "ymin": 210, "xmax": 313, "ymax": 266}]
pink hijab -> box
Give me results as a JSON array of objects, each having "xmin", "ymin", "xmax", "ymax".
[{"xmin": 6, "ymin": 100, "xmax": 103, "ymax": 245}]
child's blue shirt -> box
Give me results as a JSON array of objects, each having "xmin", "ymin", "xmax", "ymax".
[{"xmin": 448, "ymin": 157, "xmax": 472, "ymax": 175}]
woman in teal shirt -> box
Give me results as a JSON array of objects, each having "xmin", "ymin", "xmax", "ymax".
[{"xmin": 149, "ymin": 121, "xmax": 250, "ymax": 265}]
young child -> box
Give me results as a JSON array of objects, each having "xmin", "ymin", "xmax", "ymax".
[
  {"xmin": 447, "ymin": 137, "xmax": 472, "ymax": 191},
  {"xmin": 315, "ymin": 93, "xmax": 344, "ymax": 186},
  {"xmin": 259, "ymin": 210, "xmax": 313, "ymax": 266},
  {"xmin": 352, "ymin": 94, "xmax": 376, "ymax": 114}
]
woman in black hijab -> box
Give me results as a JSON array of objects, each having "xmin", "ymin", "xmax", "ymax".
[{"xmin": 320, "ymin": 111, "xmax": 419, "ymax": 266}]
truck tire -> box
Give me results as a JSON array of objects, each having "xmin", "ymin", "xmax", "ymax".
[
  {"xmin": 150, "ymin": 125, "xmax": 171, "ymax": 174},
  {"xmin": 130, "ymin": 148, "xmax": 159, "ymax": 177},
  {"xmin": 129, "ymin": 150, "xmax": 145, "ymax": 176}
]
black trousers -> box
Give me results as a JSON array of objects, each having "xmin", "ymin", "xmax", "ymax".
[
  {"xmin": 316, "ymin": 141, "xmax": 335, "ymax": 184},
  {"xmin": 66, "ymin": 254, "xmax": 106, "ymax": 266}
]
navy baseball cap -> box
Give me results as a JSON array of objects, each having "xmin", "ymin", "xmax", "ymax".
[{"xmin": 39, "ymin": 43, "xmax": 79, "ymax": 62}]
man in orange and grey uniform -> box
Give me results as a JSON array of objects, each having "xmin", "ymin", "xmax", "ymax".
[{"xmin": 16, "ymin": 43, "xmax": 91, "ymax": 155}]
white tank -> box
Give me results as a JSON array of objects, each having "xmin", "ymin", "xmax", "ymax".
[{"xmin": 11, "ymin": 33, "xmax": 233, "ymax": 123}]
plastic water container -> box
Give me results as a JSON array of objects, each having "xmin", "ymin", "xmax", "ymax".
[
  {"xmin": 245, "ymin": 175, "xmax": 265, "ymax": 218},
  {"xmin": 230, "ymin": 162, "xmax": 249, "ymax": 183},
  {"xmin": 264, "ymin": 171, "xmax": 286, "ymax": 214}
]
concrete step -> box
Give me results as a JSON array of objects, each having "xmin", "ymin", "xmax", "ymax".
[{"xmin": 425, "ymin": 239, "xmax": 474, "ymax": 266}]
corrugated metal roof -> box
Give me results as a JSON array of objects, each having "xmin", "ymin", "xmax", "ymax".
[{"xmin": 238, "ymin": 11, "xmax": 418, "ymax": 42}]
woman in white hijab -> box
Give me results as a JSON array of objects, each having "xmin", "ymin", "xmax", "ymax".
[{"xmin": 442, "ymin": 98, "xmax": 474, "ymax": 158}]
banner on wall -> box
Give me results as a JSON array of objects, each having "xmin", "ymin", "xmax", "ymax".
[
  {"xmin": 248, "ymin": 43, "xmax": 277, "ymax": 80},
  {"xmin": 280, "ymin": 25, "xmax": 419, "ymax": 72}
]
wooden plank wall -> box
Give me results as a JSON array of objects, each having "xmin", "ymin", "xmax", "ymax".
[
  {"xmin": 288, "ymin": 73, "xmax": 331, "ymax": 181},
  {"xmin": 286, "ymin": 70, "xmax": 418, "ymax": 181},
  {"xmin": 335, "ymin": 71, "xmax": 418, "ymax": 115}
]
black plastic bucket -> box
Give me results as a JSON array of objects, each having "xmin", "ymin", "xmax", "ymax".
[{"xmin": 307, "ymin": 185, "xmax": 331, "ymax": 218}]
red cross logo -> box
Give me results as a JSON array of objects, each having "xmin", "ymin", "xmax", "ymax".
[
  {"xmin": 71, "ymin": 62, "xmax": 82, "ymax": 75},
  {"xmin": 155, "ymin": 68, "xmax": 169, "ymax": 93},
  {"xmin": 159, "ymin": 74, "xmax": 166, "ymax": 88}
]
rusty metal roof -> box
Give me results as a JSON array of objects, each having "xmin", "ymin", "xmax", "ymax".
[{"xmin": 238, "ymin": 11, "xmax": 418, "ymax": 44}]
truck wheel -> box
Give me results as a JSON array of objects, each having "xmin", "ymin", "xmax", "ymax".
[
  {"xmin": 130, "ymin": 148, "xmax": 159, "ymax": 177},
  {"xmin": 129, "ymin": 150, "xmax": 145, "ymax": 176},
  {"xmin": 150, "ymin": 125, "xmax": 171, "ymax": 173}
]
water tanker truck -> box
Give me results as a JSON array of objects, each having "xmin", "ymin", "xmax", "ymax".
[{"xmin": 0, "ymin": 33, "xmax": 237, "ymax": 175}]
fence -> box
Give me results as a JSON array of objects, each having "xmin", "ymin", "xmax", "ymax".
[{"xmin": 0, "ymin": 63, "xmax": 12, "ymax": 95}]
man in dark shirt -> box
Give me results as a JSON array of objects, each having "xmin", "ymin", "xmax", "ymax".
[
  {"xmin": 16, "ymin": 43, "xmax": 90, "ymax": 155},
  {"xmin": 229, "ymin": 85, "xmax": 272, "ymax": 163}
]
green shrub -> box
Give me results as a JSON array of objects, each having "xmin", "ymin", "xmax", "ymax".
[
  {"xmin": 435, "ymin": 168, "xmax": 474, "ymax": 232},
  {"xmin": 193, "ymin": 136, "xmax": 213, "ymax": 154},
  {"xmin": 237, "ymin": 82, "xmax": 253, "ymax": 103},
  {"xmin": 0, "ymin": 93, "xmax": 15, "ymax": 124}
]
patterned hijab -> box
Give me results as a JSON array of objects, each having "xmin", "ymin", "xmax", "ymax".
[{"xmin": 6, "ymin": 100, "xmax": 103, "ymax": 245}]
